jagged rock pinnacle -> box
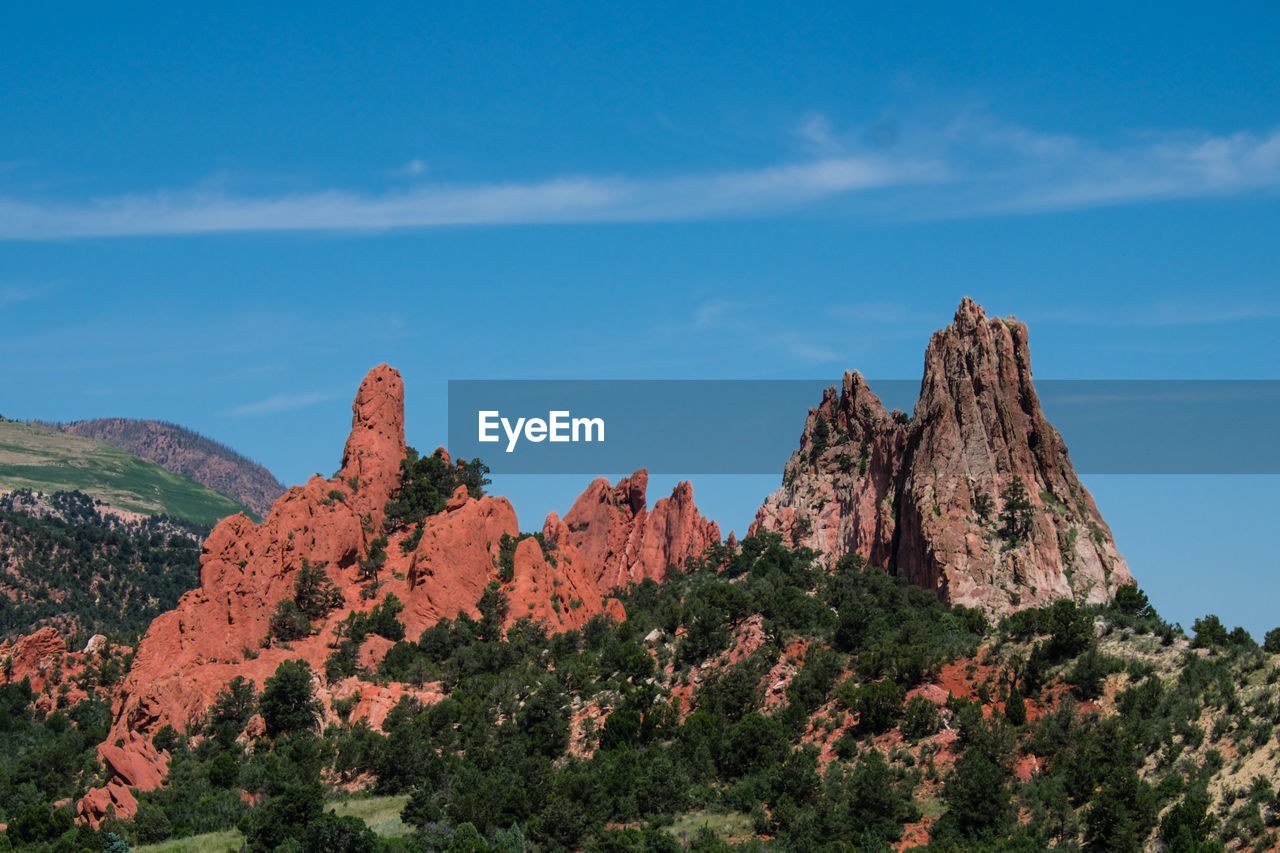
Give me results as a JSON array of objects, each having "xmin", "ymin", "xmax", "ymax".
[{"xmin": 752, "ymin": 298, "xmax": 1132, "ymax": 616}]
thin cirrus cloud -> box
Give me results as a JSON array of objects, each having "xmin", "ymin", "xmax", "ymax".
[
  {"xmin": 0, "ymin": 283, "xmax": 49, "ymax": 306},
  {"xmin": 221, "ymin": 391, "xmax": 339, "ymax": 418},
  {"xmin": 929, "ymin": 122, "xmax": 1280, "ymax": 215},
  {"xmin": 0, "ymin": 120, "xmax": 1278, "ymax": 239},
  {"xmin": 1028, "ymin": 300, "xmax": 1280, "ymax": 328},
  {"xmin": 0, "ymin": 156, "xmax": 930, "ymax": 240}
]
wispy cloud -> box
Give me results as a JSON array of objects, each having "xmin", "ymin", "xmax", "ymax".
[
  {"xmin": 0, "ymin": 283, "xmax": 49, "ymax": 307},
  {"xmin": 924, "ymin": 116, "xmax": 1280, "ymax": 216},
  {"xmin": 2, "ymin": 115, "xmax": 1279, "ymax": 240},
  {"xmin": 692, "ymin": 299, "xmax": 755, "ymax": 329},
  {"xmin": 1029, "ymin": 300, "xmax": 1280, "ymax": 328},
  {"xmin": 782, "ymin": 339, "xmax": 842, "ymax": 363},
  {"xmin": 0, "ymin": 159, "xmax": 38, "ymax": 175},
  {"xmin": 660, "ymin": 299, "xmax": 848, "ymax": 367},
  {"xmin": 221, "ymin": 391, "xmax": 338, "ymax": 418},
  {"xmin": 396, "ymin": 158, "xmax": 428, "ymax": 177},
  {"xmin": 796, "ymin": 113, "xmax": 840, "ymax": 154},
  {"xmin": 0, "ymin": 155, "xmax": 932, "ymax": 240},
  {"xmin": 824, "ymin": 301, "xmax": 936, "ymax": 327}
]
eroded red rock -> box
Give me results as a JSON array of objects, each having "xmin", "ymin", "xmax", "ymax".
[
  {"xmin": 339, "ymin": 364, "xmax": 407, "ymax": 514},
  {"xmin": 0, "ymin": 627, "xmax": 103, "ymax": 713},
  {"xmin": 752, "ymin": 298, "xmax": 1133, "ymax": 615},
  {"xmin": 562, "ymin": 470, "xmax": 720, "ymax": 590},
  {"xmin": 79, "ymin": 365, "xmax": 719, "ymax": 823},
  {"xmin": 0, "ymin": 627, "xmax": 66, "ymax": 690}
]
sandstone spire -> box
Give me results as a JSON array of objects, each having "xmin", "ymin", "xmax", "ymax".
[
  {"xmin": 751, "ymin": 298, "xmax": 1132, "ymax": 615},
  {"xmin": 339, "ymin": 364, "xmax": 406, "ymax": 512}
]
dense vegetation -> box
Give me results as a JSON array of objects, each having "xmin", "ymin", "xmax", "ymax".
[
  {"xmin": 0, "ymin": 491, "xmax": 203, "ymax": 643},
  {"xmin": 382, "ymin": 447, "xmax": 490, "ymax": 533},
  {"xmin": 3, "ymin": 533, "xmax": 1280, "ymax": 851},
  {"xmin": 0, "ymin": 657, "xmax": 136, "ymax": 852}
]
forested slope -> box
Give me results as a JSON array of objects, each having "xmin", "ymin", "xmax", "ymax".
[
  {"xmin": 0, "ymin": 490, "xmax": 203, "ymax": 643},
  {"xmin": 6, "ymin": 533, "xmax": 1278, "ymax": 851}
]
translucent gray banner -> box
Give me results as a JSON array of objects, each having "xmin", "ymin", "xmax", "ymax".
[{"xmin": 446, "ymin": 380, "xmax": 1280, "ymax": 475}]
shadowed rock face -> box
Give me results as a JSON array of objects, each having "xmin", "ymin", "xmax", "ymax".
[
  {"xmin": 79, "ymin": 364, "xmax": 717, "ymax": 824},
  {"xmin": 752, "ymin": 298, "xmax": 1132, "ymax": 616}
]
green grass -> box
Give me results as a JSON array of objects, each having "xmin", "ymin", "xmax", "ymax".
[
  {"xmin": 329, "ymin": 793, "xmax": 412, "ymax": 837},
  {"xmin": 917, "ymin": 797, "xmax": 945, "ymax": 819},
  {"xmin": 132, "ymin": 794, "xmax": 411, "ymax": 852},
  {"xmin": 134, "ymin": 828, "xmax": 243, "ymax": 853},
  {"xmin": 0, "ymin": 420, "xmax": 251, "ymax": 526},
  {"xmin": 666, "ymin": 810, "xmax": 755, "ymax": 844}
]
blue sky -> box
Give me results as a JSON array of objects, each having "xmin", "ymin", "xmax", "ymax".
[{"xmin": 2, "ymin": 3, "xmax": 1278, "ymax": 635}]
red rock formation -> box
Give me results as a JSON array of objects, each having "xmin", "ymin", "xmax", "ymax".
[
  {"xmin": 0, "ymin": 628, "xmax": 125, "ymax": 732},
  {"xmin": 752, "ymin": 298, "xmax": 1132, "ymax": 615},
  {"xmin": 560, "ymin": 469, "xmax": 721, "ymax": 590},
  {"xmin": 339, "ymin": 364, "xmax": 406, "ymax": 514},
  {"xmin": 753, "ymin": 371, "xmax": 906, "ymax": 571},
  {"xmin": 0, "ymin": 627, "xmax": 66, "ymax": 692},
  {"xmin": 80, "ymin": 365, "xmax": 718, "ymax": 823},
  {"xmin": 327, "ymin": 680, "xmax": 445, "ymax": 733}
]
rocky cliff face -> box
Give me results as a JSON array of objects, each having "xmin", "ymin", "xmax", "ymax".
[
  {"xmin": 752, "ymin": 298, "xmax": 1132, "ymax": 616},
  {"xmin": 555, "ymin": 470, "xmax": 721, "ymax": 592},
  {"xmin": 80, "ymin": 364, "xmax": 717, "ymax": 823},
  {"xmin": 57, "ymin": 418, "xmax": 286, "ymax": 518}
]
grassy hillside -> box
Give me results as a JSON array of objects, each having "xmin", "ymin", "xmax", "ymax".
[
  {"xmin": 0, "ymin": 419, "xmax": 251, "ymax": 527},
  {"xmin": 57, "ymin": 418, "xmax": 285, "ymax": 518},
  {"xmin": 132, "ymin": 795, "xmax": 412, "ymax": 852}
]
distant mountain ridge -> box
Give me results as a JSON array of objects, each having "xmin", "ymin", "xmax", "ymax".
[
  {"xmin": 54, "ymin": 418, "xmax": 285, "ymax": 518},
  {"xmin": 0, "ymin": 420, "xmax": 250, "ymax": 527}
]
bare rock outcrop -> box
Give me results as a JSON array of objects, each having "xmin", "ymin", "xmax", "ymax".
[
  {"xmin": 0, "ymin": 627, "xmax": 67, "ymax": 691},
  {"xmin": 752, "ymin": 298, "xmax": 1132, "ymax": 615},
  {"xmin": 560, "ymin": 469, "xmax": 721, "ymax": 590},
  {"xmin": 339, "ymin": 364, "xmax": 407, "ymax": 514},
  {"xmin": 1, "ymin": 628, "xmax": 112, "ymax": 717}
]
